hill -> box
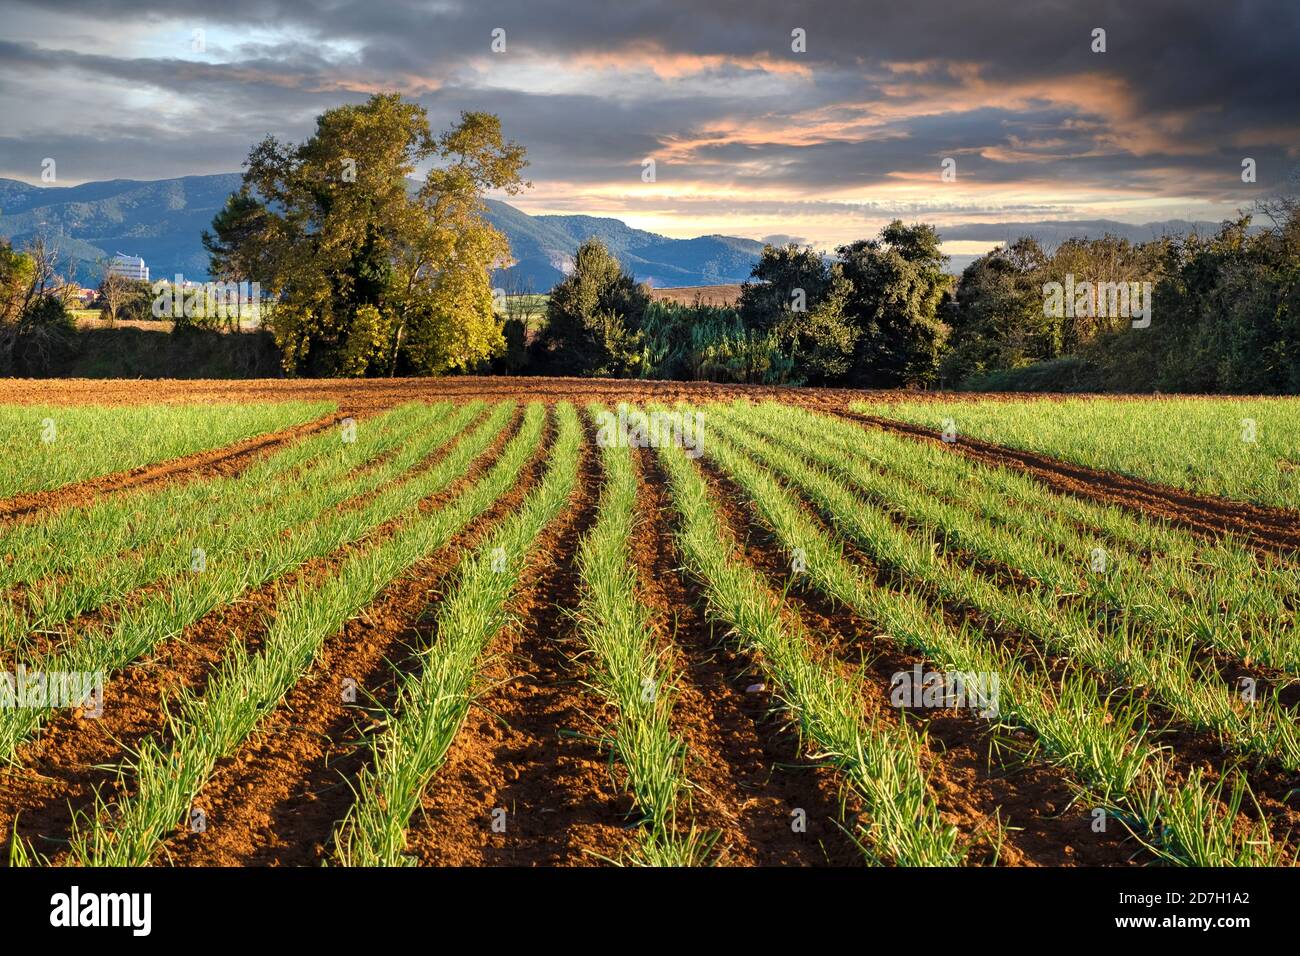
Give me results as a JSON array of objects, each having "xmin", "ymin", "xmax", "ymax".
[
  {"xmin": 0, "ymin": 174, "xmax": 766, "ymax": 289},
  {"xmin": 0, "ymin": 174, "xmax": 1236, "ymax": 290}
]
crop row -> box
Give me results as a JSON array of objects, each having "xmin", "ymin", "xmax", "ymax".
[{"xmin": 0, "ymin": 400, "xmax": 333, "ymax": 497}]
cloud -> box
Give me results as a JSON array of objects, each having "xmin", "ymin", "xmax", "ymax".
[{"xmin": 0, "ymin": 0, "xmax": 1294, "ymax": 242}]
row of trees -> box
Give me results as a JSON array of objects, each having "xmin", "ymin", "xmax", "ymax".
[
  {"xmin": 947, "ymin": 197, "xmax": 1300, "ymax": 393},
  {"xmin": 200, "ymin": 94, "xmax": 955, "ymax": 387},
  {"xmin": 528, "ymin": 222, "xmax": 952, "ymax": 387},
  {"xmin": 526, "ymin": 199, "xmax": 1300, "ymax": 394},
  {"xmin": 192, "ymin": 93, "xmax": 1296, "ymax": 393}
]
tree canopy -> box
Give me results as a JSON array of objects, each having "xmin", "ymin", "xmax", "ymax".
[
  {"xmin": 535, "ymin": 238, "xmax": 649, "ymax": 377},
  {"xmin": 209, "ymin": 94, "xmax": 528, "ymax": 376}
]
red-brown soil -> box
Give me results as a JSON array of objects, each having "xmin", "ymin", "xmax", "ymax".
[
  {"xmin": 2, "ymin": 377, "xmax": 1297, "ymax": 867},
  {"xmin": 691, "ymin": 453, "xmax": 1143, "ymax": 867},
  {"xmin": 649, "ymin": 284, "xmax": 743, "ymax": 307},
  {"xmin": 404, "ymin": 419, "xmax": 636, "ymax": 865},
  {"xmin": 633, "ymin": 447, "xmax": 862, "ymax": 865},
  {"xmin": 842, "ymin": 411, "xmax": 1300, "ymax": 556}
]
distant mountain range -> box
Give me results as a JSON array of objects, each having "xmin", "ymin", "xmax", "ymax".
[
  {"xmin": 0, "ymin": 173, "xmax": 1232, "ymax": 288},
  {"xmin": 0, "ymin": 173, "xmax": 766, "ymax": 289}
]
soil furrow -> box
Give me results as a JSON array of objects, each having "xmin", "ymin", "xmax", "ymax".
[
  {"xmin": 160, "ymin": 411, "xmax": 555, "ymax": 866},
  {"xmin": 842, "ymin": 411, "xmax": 1300, "ymax": 556},
  {"xmin": 693, "ymin": 453, "xmax": 1143, "ymax": 866},
  {"xmin": 633, "ymin": 446, "xmax": 862, "ymax": 865},
  {"xmin": 0, "ymin": 405, "xmax": 524, "ymax": 864},
  {"xmin": 403, "ymin": 423, "xmax": 637, "ymax": 866}
]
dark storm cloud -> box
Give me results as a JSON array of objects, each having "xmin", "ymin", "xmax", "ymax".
[{"xmin": 0, "ymin": 0, "xmax": 1294, "ymax": 224}]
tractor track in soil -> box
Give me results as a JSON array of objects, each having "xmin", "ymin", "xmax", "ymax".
[
  {"xmin": 0, "ymin": 411, "xmax": 349, "ymax": 524},
  {"xmin": 841, "ymin": 411, "xmax": 1300, "ymax": 556}
]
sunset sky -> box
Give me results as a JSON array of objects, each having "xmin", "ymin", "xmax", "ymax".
[{"xmin": 0, "ymin": 0, "xmax": 1295, "ymax": 250}]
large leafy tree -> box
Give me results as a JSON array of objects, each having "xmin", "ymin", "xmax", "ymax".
[
  {"xmin": 202, "ymin": 192, "xmax": 270, "ymax": 285},
  {"xmin": 838, "ymin": 221, "xmax": 952, "ymax": 387},
  {"xmin": 941, "ymin": 237, "xmax": 1048, "ymax": 383},
  {"xmin": 214, "ymin": 94, "xmax": 527, "ymax": 376},
  {"xmin": 737, "ymin": 243, "xmax": 833, "ymax": 337},
  {"xmin": 536, "ymin": 238, "xmax": 649, "ymax": 376}
]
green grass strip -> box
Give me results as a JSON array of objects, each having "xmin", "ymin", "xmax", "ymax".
[
  {"xmin": 0, "ymin": 401, "xmax": 433, "ymax": 589},
  {"xmin": 0, "ymin": 401, "xmax": 508, "ymax": 761},
  {"xmin": 695, "ymin": 403, "xmax": 1283, "ymax": 866},
  {"xmin": 63, "ymin": 404, "xmax": 549, "ymax": 867},
  {"xmin": 572, "ymin": 403, "xmax": 707, "ymax": 866},
  {"xmin": 333, "ymin": 403, "xmax": 582, "ymax": 867},
  {"xmin": 0, "ymin": 400, "xmax": 333, "ymax": 497},
  {"xmin": 0, "ymin": 403, "xmax": 453, "ymax": 656},
  {"xmin": 646, "ymin": 405, "xmax": 965, "ymax": 866}
]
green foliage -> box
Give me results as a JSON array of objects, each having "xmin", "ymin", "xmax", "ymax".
[
  {"xmin": 941, "ymin": 238, "xmax": 1049, "ymax": 384},
  {"xmin": 0, "ymin": 238, "xmax": 78, "ymax": 373},
  {"xmin": 956, "ymin": 356, "xmax": 1103, "ymax": 393},
  {"xmin": 216, "ymin": 94, "xmax": 527, "ymax": 377},
  {"xmin": 836, "ymin": 221, "xmax": 951, "ymax": 387},
  {"xmin": 947, "ymin": 200, "xmax": 1300, "ymax": 394},
  {"xmin": 793, "ymin": 266, "xmax": 858, "ymax": 383},
  {"xmin": 496, "ymin": 316, "xmax": 530, "ymax": 373},
  {"xmin": 731, "ymin": 225, "xmax": 951, "ymax": 388},
  {"xmin": 637, "ymin": 301, "xmax": 797, "ymax": 384},
  {"xmin": 202, "ymin": 192, "xmax": 269, "ymax": 282},
  {"xmin": 0, "ymin": 240, "xmax": 35, "ymax": 327},
  {"xmin": 11, "ymin": 294, "xmax": 76, "ymax": 373},
  {"xmin": 737, "ymin": 242, "xmax": 832, "ymax": 336},
  {"xmin": 94, "ymin": 277, "xmax": 154, "ymax": 324},
  {"xmin": 536, "ymin": 238, "xmax": 648, "ymax": 376}
]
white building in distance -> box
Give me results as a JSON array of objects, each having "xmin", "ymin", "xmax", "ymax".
[{"xmin": 108, "ymin": 252, "xmax": 149, "ymax": 282}]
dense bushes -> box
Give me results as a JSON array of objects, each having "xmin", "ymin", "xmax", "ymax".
[
  {"xmin": 533, "ymin": 221, "xmax": 952, "ymax": 388},
  {"xmin": 945, "ymin": 201, "xmax": 1300, "ymax": 394},
  {"xmin": 0, "ymin": 238, "xmax": 79, "ymax": 374},
  {"xmin": 529, "ymin": 197, "xmax": 1300, "ymax": 394},
  {"xmin": 638, "ymin": 302, "xmax": 794, "ymax": 384}
]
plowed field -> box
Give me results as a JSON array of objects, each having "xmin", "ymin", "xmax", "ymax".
[{"xmin": 1, "ymin": 378, "xmax": 1297, "ymax": 867}]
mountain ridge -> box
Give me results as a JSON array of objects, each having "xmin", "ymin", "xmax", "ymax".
[
  {"xmin": 0, "ymin": 173, "xmax": 767, "ymax": 289},
  {"xmin": 0, "ymin": 173, "xmax": 1233, "ymax": 288}
]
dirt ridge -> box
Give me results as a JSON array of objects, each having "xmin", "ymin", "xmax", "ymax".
[
  {"xmin": 845, "ymin": 411, "xmax": 1300, "ymax": 555},
  {"xmin": 0, "ymin": 411, "xmax": 345, "ymax": 523}
]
